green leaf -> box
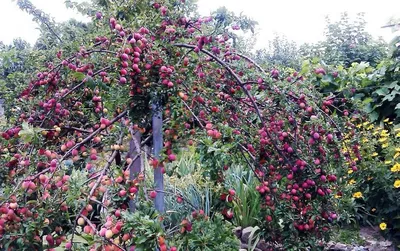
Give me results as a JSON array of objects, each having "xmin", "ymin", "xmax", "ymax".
[
  {"xmin": 363, "ymin": 103, "xmax": 374, "ymax": 113},
  {"xmin": 300, "ymin": 60, "xmax": 310, "ymax": 75},
  {"xmin": 18, "ymin": 122, "xmax": 35, "ymax": 143},
  {"xmin": 369, "ymin": 111, "xmax": 379, "ymax": 122},
  {"xmin": 388, "ymin": 81, "xmax": 399, "ymax": 89},
  {"xmin": 72, "ymin": 72, "xmax": 85, "ymax": 81},
  {"xmin": 374, "ymin": 88, "xmax": 389, "ymax": 96},
  {"xmin": 354, "ymin": 62, "xmax": 369, "ymax": 72},
  {"xmin": 382, "ymin": 93, "xmax": 397, "ymax": 102},
  {"xmin": 362, "ymin": 97, "xmax": 372, "ymax": 104}
]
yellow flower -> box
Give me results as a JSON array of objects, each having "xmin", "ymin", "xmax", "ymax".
[
  {"xmin": 381, "ymin": 129, "xmax": 389, "ymax": 135},
  {"xmin": 367, "ymin": 177, "xmax": 373, "ymax": 181},
  {"xmin": 353, "ymin": 192, "xmax": 363, "ymax": 198},
  {"xmin": 394, "ymin": 180, "xmax": 400, "ymax": 188},
  {"xmin": 371, "ymin": 152, "xmax": 378, "ymax": 157},
  {"xmin": 396, "ymin": 148, "xmax": 400, "ymax": 152},
  {"xmin": 379, "ymin": 137, "xmax": 388, "ymax": 142},
  {"xmin": 383, "ymin": 118, "xmax": 390, "ymax": 122},
  {"xmin": 394, "ymin": 128, "xmax": 400, "ymax": 132},
  {"xmin": 380, "ymin": 222, "xmax": 387, "ymax": 230},
  {"xmin": 348, "ymin": 169, "xmax": 354, "ymax": 174},
  {"xmin": 395, "ymin": 152, "xmax": 400, "ymax": 159},
  {"xmin": 396, "ymin": 133, "xmax": 400, "ymax": 137},
  {"xmin": 334, "ymin": 194, "xmax": 342, "ymax": 198},
  {"xmin": 367, "ymin": 125, "xmax": 374, "ymax": 130},
  {"xmin": 362, "ymin": 138, "xmax": 369, "ymax": 143},
  {"xmin": 349, "ymin": 179, "xmax": 356, "ymax": 185},
  {"xmin": 382, "ymin": 143, "xmax": 389, "ymax": 148},
  {"xmin": 385, "ymin": 160, "xmax": 392, "ymax": 165},
  {"xmin": 391, "ymin": 163, "xmax": 400, "ymax": 172}
]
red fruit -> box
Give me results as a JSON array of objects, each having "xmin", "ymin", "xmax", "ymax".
[
  {"xmin": 225, "ymin": 210, "xmax": 233, "ymax": 219},
  {"xmin": 176, "ymin": 197, "xmax": 183, "ymax": 204},
  {"xmin": 122, "ymin": 233, "xmax": 130, "ymax": 241},
  {"xmin": 266, "ymin": 215, "xmax": 273, "ymax": 222},
  {"xmin": 150, "ymin": 190, "xmax": 157, "ymax": 199},
  {"xmin": 46, "ymin": 234, "xmax": 53, "ymax": 243},
  {"xmin": 129, "ymin": 186, "xmax": 138, "ymax": 194},
  {"xmin": 96, "ymin": 12, "xmax": 102, "ymax": 19},
  {"xmin": 120, "ymin": 68, "xmax": 127, "ymax": 75},
  {"xmin": 121, "ymin": 54, "xmax": 129, "ymax": 61},
  {"xmin": 115, "ymin": 176, "xmax": 123, "ymax": 183},
  {"xmin": 168, "ymin": 154, "xmax": 176, "ymax": 161},
  {"xmin": 89, "ymin": 154, "xmax": 97, "ymax": 161},
  {"xmin": 228, "ymin": 189, "xmax": 235, "ymax": 196},
  {"xmin": 119, "ymin": 190, "xmax": 127, "ymax": 197},
  {"xmin": 72, "ymin": 149, "xmax": 79, "ymax": 156},
  {"xmin": 65, "ymin": 241, "xmax": 72, "ymax": 249},
  {"xmin": 151, "ymin": 158, "xmax": 159, "ymax": 168},
  {"xmin": 119, "ymin": 77, "xmax": 127, "ymax": 84}
]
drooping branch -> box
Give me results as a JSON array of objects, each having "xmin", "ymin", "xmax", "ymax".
[
  {"xmin": 1, "ymin": 111, "xmax": 127, "ymax": 207},
  {"xmin": 61, "ymin": 110, "xmax": 127, "ymax": 162},
  {"xmin": 61, "ymin": 66, "xmax": 112, "ymax": 99},
  {"xmin": 70, "ymin": 130, "xmax": 125, "ymax": 245},
  {"xmin": 174, "ymin": 43, "xmax": 293, "ymax": 167},
  {"xmin": 16, "ymin": 0, "xmax": 63, "ymax": 43}
]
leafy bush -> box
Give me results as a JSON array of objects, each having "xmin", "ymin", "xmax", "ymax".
[
  {"xmin": 172, "ymin": 214, "xmax": 240, "ymax": 251},
  {"xmin": 339, "ymin": 119, "xmax": 400, "ymax": 243}
]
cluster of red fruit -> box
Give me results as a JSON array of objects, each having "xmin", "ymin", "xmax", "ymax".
[{"xmin": 1, "ymin": 127, "xmax": 20, "ymax": 140}]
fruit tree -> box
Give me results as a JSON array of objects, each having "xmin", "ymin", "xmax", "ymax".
[{"xmin": 0, "ymin": 0, "xmax": 363, "ymax": 250}]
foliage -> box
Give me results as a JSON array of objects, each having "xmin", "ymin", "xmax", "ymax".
[
  {"xmin": 121, "ymin": 207, "xmax": 164, "ymax": 251},
  {"xmin": 339, "ymin": 119, "xmax": 400, "ymax": 243},
  {"xmin": 224, "ymin": 165, "xmax": 261, "ymax": 228},
  {"xmin": 332, "ymin": 228, "xmax": 366, "ymax": 246},
  {"xmin": 254, "ymin": 35, "xmax": 301, "ymax": 69},
  {"xmin": 173, "ymin": 213, "xmax": 239, "ymax": 251},
  {"xmin": 300, "ymin": 13, "xmax": 387, "ymax": 67}
]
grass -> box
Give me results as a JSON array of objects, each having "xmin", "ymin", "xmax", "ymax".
[{"xmin": 332, "ymin": 228, "xmax": 366, "ymax": 246}]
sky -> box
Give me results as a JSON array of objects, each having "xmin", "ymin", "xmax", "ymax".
[{"xmin": 0, "ymin": 0, "xmax": 399, "ymax": 49}]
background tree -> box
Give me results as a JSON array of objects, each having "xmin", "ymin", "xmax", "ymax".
[
  {"xmin": 300, "ymin": 13, "xmax": 388, "ymax": 67},
  {"xmin": 254, "ymin": 34, "xmax": 301, "ymax": 69}
]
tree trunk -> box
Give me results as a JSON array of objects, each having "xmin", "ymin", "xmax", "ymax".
[
  {"xmin": 152, "ymin": 101, "xmax": 165, "ymax": 213},
  {"xmin": 128, "ymin": 130, "xmax": 141, "ymax": 212}
]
